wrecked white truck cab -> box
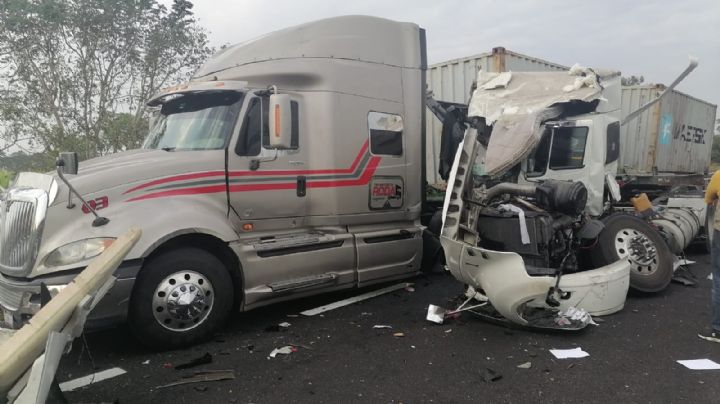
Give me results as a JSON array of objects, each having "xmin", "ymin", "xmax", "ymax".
[{"xmin": 438, "ymin": 68, "xmax": 632, "ymax": 330}]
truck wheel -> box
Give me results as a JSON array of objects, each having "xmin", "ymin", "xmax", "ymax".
[
  {"xmin": 591, "ymin": 214, "xmax": 673, "ymax": 293},
  {"xmin": 129, "ymin": 248, "xmax": 234, "ymax": 349}
]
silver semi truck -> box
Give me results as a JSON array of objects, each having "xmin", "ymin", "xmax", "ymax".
[{"xmin": 0, "ymin": 16, "xmax": 429, "ymax": 348}]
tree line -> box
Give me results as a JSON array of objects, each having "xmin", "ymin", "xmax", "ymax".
[{"xmin": 0, "ymin": 0, "xmax": 213, "ymax": 171}]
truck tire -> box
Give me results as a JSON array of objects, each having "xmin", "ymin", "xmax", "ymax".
[
  {"xmin": 591, "ymin": 214, "xmax": 673, "ymax": 293},
  {"xmin": 129, "ymin": 248, "xmax": 234, "ymax": 349}
]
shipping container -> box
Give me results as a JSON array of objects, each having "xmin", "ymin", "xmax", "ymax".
[
  {"xmin": 620, "ymin": 85, "xmax": 717, "ymax": 176},
  {"xmin": 426, "ymin": 47, "xmax": 569, "ymax": 185}
]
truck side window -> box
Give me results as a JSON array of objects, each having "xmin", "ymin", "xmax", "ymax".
[
  {"xmin": 368, "ymin": 112, "xmax": 403, "ymax": 156},
  {"xmin": 236, "ymin": 98, "xmax": 262, "ymax": 156},
  {"xmin": 527, "ymin": 128, "xmax": 551, "ymax": 177},
  {"xmin": 549, "ymin": 126, "xmax": 588, "ymax": 170},
  {"xmin": 606, "ymin": 121, "xmax": 620, "ymax": 164}
]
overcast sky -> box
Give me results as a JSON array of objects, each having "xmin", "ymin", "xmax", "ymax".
[{"xmin": 188, "ymin": 0, "xmax": 720, "ymax": 109}]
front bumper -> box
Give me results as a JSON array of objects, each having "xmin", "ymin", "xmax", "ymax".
[
  {"xmin": 441, "ymin": 236, "xmax": 631, "ymax": 326},
  {"xmin": 0, "ymin": 259, "xmax": 142, "ymax": 330}
]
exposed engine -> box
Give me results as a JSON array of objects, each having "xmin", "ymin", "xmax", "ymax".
[{"xmin": 470, "ymin": 180, "xmax": 594, "ymax": 276}]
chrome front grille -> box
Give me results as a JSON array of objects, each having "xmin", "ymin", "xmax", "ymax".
[
  {"xmin": 0, "ymin": 188, "xmax": 48, "ymax": 276},
  {"xmin": 0, "ymin": 279, "xmax": 25, "ymax": 311}
]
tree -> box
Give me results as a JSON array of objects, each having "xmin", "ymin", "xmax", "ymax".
[
  {"xmin": 0, "ymin": 0, "xmax": 213, "ymax": 160},
  {"xmin": 621, "ymin": 75, "xmax": 645, "ymax": 86}
]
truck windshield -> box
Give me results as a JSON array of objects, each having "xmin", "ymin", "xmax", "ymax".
[{"xmin": 143, "ymin": 91, "xmax": 243, "ymax": 151}]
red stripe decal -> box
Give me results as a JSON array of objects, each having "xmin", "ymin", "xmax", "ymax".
[
  {"xmin": 124, "ymin": 140, "xmax": 369, "ymax": 194},
  {"xmin": 125, "ymin": 156, "xmax": 382, "ymax": 202}
]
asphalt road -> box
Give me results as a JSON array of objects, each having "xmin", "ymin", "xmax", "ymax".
[{"xmin": 59, "ymin": 250, "xmax": 720, "ymax": 403}]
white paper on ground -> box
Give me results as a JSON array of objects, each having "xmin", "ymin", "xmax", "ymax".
[
  {"xmin": 549, "ymin": 347, "xmax": 589, "ymax": 359},
  {"xmin": 709, "ymin": 273, "xmax": 713, "ymax": 280},
  {"xmin": 677, "ymin": 359, "xmax": 720, "ymax": 370},
  {"xmin": 59, "ymin": 368, "xmax": 126, "ymax": 392}
]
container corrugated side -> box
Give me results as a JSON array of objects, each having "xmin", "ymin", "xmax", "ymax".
[
  {"xmin": 620, "ymin": 86, "xmax": 717, "ymax": 175},
  {"xmin": 425, "ymin": 47, "xmax": 568, "ymax": 184}
]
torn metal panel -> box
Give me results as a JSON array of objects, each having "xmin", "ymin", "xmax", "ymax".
[{"xmin": 467, "ymin": 68, "xmax": 616, "ymax": 176}]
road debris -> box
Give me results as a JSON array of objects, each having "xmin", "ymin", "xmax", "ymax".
[
  {"xmin": 175, "ymin": 353, "xmax": 212, "ymax": 370},
  {"xmin": 156, "ymin": 370, "xmax": 235, "ymax": 389},
  {"xmin": 372, "ymin": 325, "xmax": 393, "ymax": 329},
  {"xmin": 481, "ymin": 368, "xmax": 502, "ymax": 382},
  {"xmin": 517, "ymin": 362, "xmax": 532, "ymax": 369},
  {"xmin": 549, "ymin": 347, "xmax": 589, "ymax": 359},
  {"xmin": 279, "ymin": 322, "xmax": 291, "ymax": 328},
  {"xmin": 444, "ymin": 329, "xmax": 453, "ymax": 334},
  {"xmin": 142, "ymin": 360, "xmax": 150, "ymax": 365},
  {"xmin": 698, "ymin": 333, "xmax": 720, "ymax": 344},
  {"xmin": 556, "ymin": 307, "xmax": 596, "ymax": 326},
  {"xmin": 269, "ymin": 346, "xmax": 297, "ymax": 358},
  {"xmin": 405, "ymin": 286, "xmax": 415, "ymax": 292},
  {"xmin": 393, "ymin": 332, "xmax": 405, "ymax": 338},
  {"xmin": 300, "ymin": 283, "xmax": 412, "ymax": 316},
  {"xmin": 426, "ymin": 304, "xmax": 446, "ymax": 324},
  {"xmin": 677, "ymin": 359, "xmax": 720, "ymax": 370},
  {"xmin": 59, "ymin": 367, "xmax": 127, "ymax": 392}
]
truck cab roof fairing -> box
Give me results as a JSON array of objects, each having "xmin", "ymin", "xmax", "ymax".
[{"xmin": 193, "ymin": 16, "xmax": 424, "ymax": 81}]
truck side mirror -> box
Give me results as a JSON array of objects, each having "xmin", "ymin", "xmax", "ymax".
[
  {"xmin": 268, "ymin": 94, "xmax": 293, "ymax": 149},
  {"xmin": 57, "ymin": 152, "xmax": 79, "ymax": 175}
]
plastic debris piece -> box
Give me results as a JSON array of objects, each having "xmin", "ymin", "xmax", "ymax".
[
  {"xmin": 156, "ymin": 370, "xmax": 235, "ymax": 389},
  {"xmin": 426, "ymin": 304, "xmax": 447, "ymax": 324},
  {"xmin": 142, "ymin": 360, "xmax": 150, "ymax": 365},
  {"xmin": 517, "ymin": 362, "xmax": 532, "ymax": 369},
  {"xmin": 677, "ymin": 359, "xmax": 720, "ymax": 370},
  {"xmin": 393, "ymin": 332, "xmax": 405, "ymax": 338},
  {"xmin": 708, "ymin": 274, "xmax": 713, "ymax": 280},
  {"xmin": 269, "ymin": 346, "xmax": 295, "ymax": 358},
  {"xmin": 59, "ymin": 368, "xmax": 127, "ymax": 392},
  {"xmin": 405, "ymin": 286, "xmax": 415, "ymax": 292},
  {"xmin": 278, "ymin": 322, "xmax": 291, "ymax": 329},
  {"xmin": 556, "ymin": 307, "xmax": 597, "ymax": 326},
  {"xmin": 175, "ymin": 353, "xmax": 212, "ymax": 370},
  {"xmin": 373, "ymin": 325, "xmax": 393, "ymax": 329},
  {"xmin": 698, "ymin": 334, "xmax": 720, "ymax": 344},
  {"xmin": 481, "ymin": 368, "xmax": 502, "ymax": 382},
  {"xmin": 300, "ymin": 283, "xmax": 411, "ymax": 316},
  {"xmin": 445, "ymin": 329, "xmax": 453, "ymax": 334},
  {"xmin": 549, "ymin": 347, "xmax": 589, "ymax": 359}
]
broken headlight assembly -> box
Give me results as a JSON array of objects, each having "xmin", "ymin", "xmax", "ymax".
[{"xmin": 44, "ymin": 238, "xmax": 116, "ymax": 267}]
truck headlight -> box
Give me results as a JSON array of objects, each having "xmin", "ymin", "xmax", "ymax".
[{"xmin": 45, "ymin": 238, "xmax": 116, "ymax": 267}]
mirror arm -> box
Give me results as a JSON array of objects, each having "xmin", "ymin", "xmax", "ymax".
[{"xmin": 55, "ymin": 160, "xmax": 110, "ymax": 227}]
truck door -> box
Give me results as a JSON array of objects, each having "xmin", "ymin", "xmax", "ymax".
[
  {"xmin": 524, "ymin": 119, "xmax": 607, "ymax": 216},
  {"xmin": 227, "ymin": 95, "xmax": 307, "ymax": 220},
  {"xmin": 228, "ymin": 94, "xmax": 356, "ymax": 301}
]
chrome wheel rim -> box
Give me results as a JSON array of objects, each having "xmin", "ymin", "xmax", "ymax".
[
  {"xmin": 614, "ymin": 228, "xmax": 659, "ymax": 275},
  {"xmin": 152, "ymin": 270, "xmax": 214, "ymax": 332}
]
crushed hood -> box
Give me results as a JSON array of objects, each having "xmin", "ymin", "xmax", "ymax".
[{"xmin": 468, "ymin": 66, "xmax": 616, "ymax": 176}]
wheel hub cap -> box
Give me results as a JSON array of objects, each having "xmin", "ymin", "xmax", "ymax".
[
  {"xmin": 614, "ymin": 228, "xmax": 659, "ymax": 275},
  {"xmin": 152, "ymin": 270, "xmax": 214, "ymax": 331}
]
